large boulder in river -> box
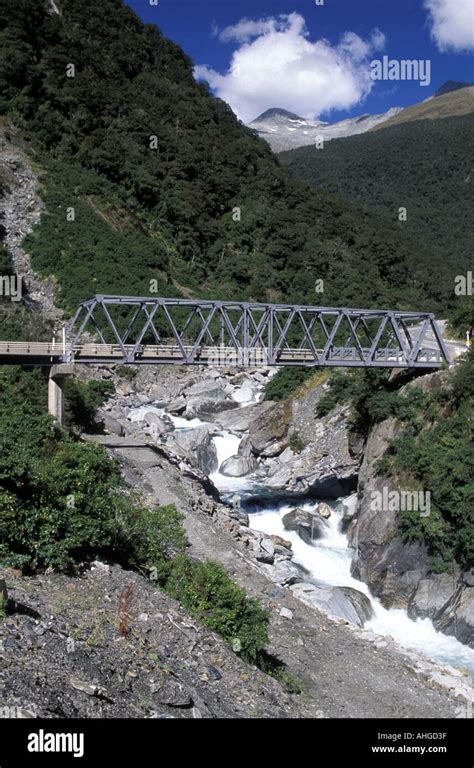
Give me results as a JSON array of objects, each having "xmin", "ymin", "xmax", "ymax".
[
  {"xmin": 181, "ymin": 380, "xmax": 238, "ymax": 420},
  {"xmin": 163, "ymin": 426, "xmax": 218, "ymax": 474},
  {"xmin": 290, "ymin": 582, "xmax": 371, "ymax": 627},
  {"xmin": 437, "ymin": 587, "xmax": 474, "ymax": 647},
  {"xmin": 238, "ymin": 435, "xmax": 253, "ymax": 457},
  {"xmin": 220, "ymin": 455, "xmax": 258, "ymax": 477},
  {"xmin": 186, "ymin": 397, "xmax": 238, "ymax": 420},
  {"xmin": 282, "ymin": 508, "xmax": 330, "ymax": 544},
  {"xmin": 166, "ymin": 396, "xmax": 186, "ymax": 415},
  {"xmin": 315, "ymin": 503, "xmax": 331, "ymax": 519},
  {"xmin": 214, "ymin": 401, "xmax": 273, "ymax": 432},
  {"xmin": 142, "ymin": 412, "xmax": 173, "ymax": 435},
  {"xmin": 408, "ymin": 573, "xmax": 458, "ymax": 621},
  {"xmin": 409, "ymin": 577, "xmax": 474, "ymax": 648},
  {"xmin": 248, "ymin": 402, "xmax": 289, "ymax": 457},
  {"xmin": 340, "ymin": 587, "xmax": 374, "ymax": 625},
  {"xmin": 232, "ymin": 379, "xmax": 255, "ymax": 404},
  {"xmin": 184, "ymin": 379, "xmax": 227, "ymax": 400}
]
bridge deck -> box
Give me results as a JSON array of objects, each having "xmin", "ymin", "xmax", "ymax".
[{"xmin": 0, "ymin": 341, "xmax": 444, "ymax": 367}]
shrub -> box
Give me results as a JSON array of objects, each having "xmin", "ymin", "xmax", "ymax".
[
  {"xmin": 289, "ymin": 431, "xmax": 305, "ymax": 454},
  {"xmin": 264, "ymin": 367, "xmax": 314, "ymax": 401},
  {"xmin": 118, "ymin": 502, "xmax": 187, "ymax": 582},
  {"xmin": 164, "ymin": 555, "xmax": 269, "ymax": 664},
  {"xmin": 116, "ymin": 366, "xmax": 137, "ymax": 381},
  {"xmin": 64, "ymin": 378, "xmax": 115, "ymax": 431}
]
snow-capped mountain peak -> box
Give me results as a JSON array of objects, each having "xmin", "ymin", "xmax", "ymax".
[{"xmin": 248, "ymin": 106, "xmax": 402, "ymax": 152}]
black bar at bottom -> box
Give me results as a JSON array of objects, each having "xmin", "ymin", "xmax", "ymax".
[{"xmin": 0, "ymin": 717, "xmax": 471, "ymax": 766}]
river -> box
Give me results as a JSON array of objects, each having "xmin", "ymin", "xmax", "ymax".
[{"xmin": 130, "ymin": 398, "xmax": 474, "ymax": 677}]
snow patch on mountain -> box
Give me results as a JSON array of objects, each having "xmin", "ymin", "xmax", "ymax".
[{"xmin": 248, "ymin": 106, "xmax": 402, "ymax": 152}]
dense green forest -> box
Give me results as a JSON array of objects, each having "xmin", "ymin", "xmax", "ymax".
[
  {"xmin": 0, "ymin": 0, "xmax": 465, "ymax": 316},
  {"xmin": 280, "ymin": 115, "xmax": 473, "ymax": 329}
]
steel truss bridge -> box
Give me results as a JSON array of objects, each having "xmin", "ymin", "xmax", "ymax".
[{"xmin": 0, "ymin": 296, "xmax": 451, "ymax": 368}]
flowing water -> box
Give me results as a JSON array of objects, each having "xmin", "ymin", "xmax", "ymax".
[
  {"xmin": 129, "ymin": 402, "xmax": 474, "ymax": 676},
  {"xmin": 211, "ymin": 433, "xmax": 474, "ymax": 676}
]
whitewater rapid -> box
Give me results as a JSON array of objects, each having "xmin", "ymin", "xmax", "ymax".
[
  {"xmin": 209, "ymin": 431, "xmax": 474, "ymax": 675},
  {"xmin": 248, "ymin": 498, "xmax": 474, "ymax": 675},
  {"xmin": 129, "ymin": 402, "xmax": 474, "ymax": 676}
]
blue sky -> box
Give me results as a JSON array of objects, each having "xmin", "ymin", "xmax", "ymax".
[{"xmin": 126, "ymin": 0, "xmax": 473, "ymax": 122}]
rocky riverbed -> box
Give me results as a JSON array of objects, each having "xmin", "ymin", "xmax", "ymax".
[{"xmin": 98, "ymin": 363, "xmax": 473, "ymax": 649}]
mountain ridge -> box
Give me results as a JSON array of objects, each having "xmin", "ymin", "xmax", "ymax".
[
  {"xmin": 248, "ymin": 106, "xmax": 401, "ymax": 152},
  {"xmin": 248, "ymin": 81, "xmax": 474, "ymax": 153},
  {"xmin": 280, "ymin": 112, "xmax": 473, "ymax": 315}
]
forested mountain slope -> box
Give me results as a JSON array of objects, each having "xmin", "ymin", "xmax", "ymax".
[
  {"xmin": 0, "ymin": 0, "xmax": 462, "ymax": 315},
  {"xmin": 281, "ymin": 114, "xmax": 473, "ymax": 289}
]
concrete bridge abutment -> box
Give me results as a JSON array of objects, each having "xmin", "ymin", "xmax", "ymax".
[{"xmin": 48, "ymin": 364, "xmax": 75, "ymax": 426}]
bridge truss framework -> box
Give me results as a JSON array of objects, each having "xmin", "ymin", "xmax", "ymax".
[{"xmin": 60, "ymin": 295, "xmax": 451, "ymax": 368}]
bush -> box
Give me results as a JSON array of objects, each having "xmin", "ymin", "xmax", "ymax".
[
  {"xmin": 264, "ymin": 367, "xmax": 314, "ymax": 401},
  {"xmin": 118, "ymin": 502, "xmax": 187, "ymax": 582},
  {"xmin": 116, "ymin": 366, "xmax": 137, "ymax": 381},
  {"xmin": 315, "ymin": 368, "xmax": 427, "ymax": 434},
  {"xmin": 289, "ymin": 431, "xmax": 305, "ymax": 454},
  {"xmin": 0, "ymin": 367, "xmax": 132, "ymax": 571},
  {"xmin": 0, "ymin": 420, "xmax": 131, "ymax": 572},
  {"xmin": 64, "ymin": 378, "xmax": 115, "ymax": 431},
  {"xmin": 164, "ymin": 555, "xmax": 269, "ymax": 664}
]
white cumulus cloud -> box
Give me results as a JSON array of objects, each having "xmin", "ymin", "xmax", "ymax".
[
  {"xmin": 195, "ymin": 13, "xmax": 386, "ymax": 123},
  {"xmin": 424, "ymin": 0, "xmax": 474, "ymax": 52}
]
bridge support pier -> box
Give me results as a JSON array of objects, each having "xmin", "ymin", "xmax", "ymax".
[{"xmin": 48, "ymin": 365, "xmax": 75, "ymax": 426}]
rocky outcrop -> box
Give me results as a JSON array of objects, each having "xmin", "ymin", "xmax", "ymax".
[
  {"xmin": 163, "ymin": 425, "xmax": 218, "ymax": 475},
  {"xmin": 349, "ymin": 414, "xmax": 430, "ymax": 607},
  {"xmin": 248, "ymin": 402, "xmax": 289, "ymax": 456},
  {"xmin": 409, "ymin": 573, "xmax": 460, "ymax": 621},
  {"xmin": 214, "ymin": 402, "xmax": 273, "ymax": 431},
  {"xmin": 97, "ymin": 411, "xmax": 126, "ymax": 437},
  {"xmin": 350, "ymin": 369, "xmax": 473, "ymax": 646},
  {"xmin": 290, "ymin": 582, "xmax": 373, "ymax": 627},
  {"xmin": 409, "ymin": 576, "xmax": 474, "ymax": 647},
  {"xmin": 142, "ymin": 412, "xmax": 174, "ymax": 437},
  {"xmin": 340, "ymin": 587, "xmax": 374, "ymax": 625},
  {"xmin": 439, "ymin": 587, "xmax": 474, "ymax": 647},
  {"xmin": 248, "ymin": 389, "xmax": 359, "ymax": 497},
  {"xmin": 0, "ymin": 125, "xmax": 62, "ymax": 327},
  {"xmin": 166, "ymin": 396, "xmax": 187, "ymax": 415},
  {"xmin": 186, "ymin": 398, "xmax": 238, "ymax": 422},
  {"xmin": 315, "ymin": 503, "xmax": 331, "ymax": 519}
]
